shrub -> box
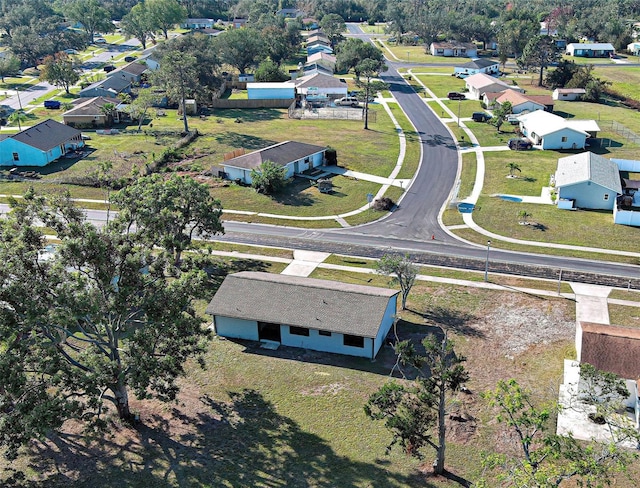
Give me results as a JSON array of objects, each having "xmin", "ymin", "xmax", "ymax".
[{"xmin": 373, "ymin": 196, "xmax": 395, "ymax": 211}]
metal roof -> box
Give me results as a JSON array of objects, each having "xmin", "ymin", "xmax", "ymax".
[{"xmin": 206, "ymin": 272, "xmax": 398, "ymax": 338}]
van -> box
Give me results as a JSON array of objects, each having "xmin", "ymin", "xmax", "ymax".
[
  {"xmin": 44, "ymin": 100, "xmax": 61, "ymax": 109},
  {"xmin": 447, "ymin": 92, "xmax": 465, "ymax": 100},
  {"xmin": 472, "ymin": 112, "xmax": 492, "ymax": 122},
  {"xmin": 336, "ymin": 96, "xmax": 360, "ymax": 107},
  {"xmin": 508, "ymin": 138, "xmax": 533, "ymax": 150}
]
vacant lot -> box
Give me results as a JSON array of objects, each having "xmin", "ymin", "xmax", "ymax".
[{"xmin": 3, "ymin": 265, "xmax": 598, "ymax": 487}]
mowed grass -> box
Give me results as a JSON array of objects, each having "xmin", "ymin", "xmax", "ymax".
[
  {"xmin": 482, "ymin": 150, "xmax": 559, "ymax": 196},
  {"xmin": 387, "ymin": 103, "xmax": 421, "ymax": 179},
  {"xmin": 465, "ymin": 121, "xmax": 518, "ymax": 147},
  {"xmin": 597, "ymin": 66, "xmax": 640, "ymax": 101},
  {"xmin": 428, "ymin": 99, "xmax": 483, "ymax": 119},
  {"xmin": 458, "ymin": 152, "xmax": 477, "ymax": 200},
  {"xmin": 415, "ymin": 74, "xmax": 466, "ymax": 98},
  {"xmin": 609, "ymin": 304, "xmax": 640, "ymax": 328}
]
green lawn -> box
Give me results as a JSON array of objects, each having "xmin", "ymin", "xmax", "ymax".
[
  {"xmin": 415, "ymin": 74, "xmax": 466, "ymax": 98},
  {"xmin": 387, "ymin": 103, "xmax": 421, "ymax": 179},
  {"xmin": 458, "ymin": 152, "xmax": 477, "ymax": 200},
  {"xmin": 609, "ymin": 304, "xmax": 640, "ymax": 328},
  {"xmin": 465, "ymin": 121, "xmax": 518, "ymax": 147},
  {"xmin": 358, "ymin": 23, "xmax": 386, "ymax": 34},
  {"xmin": 482, "ymin": 150, "xmax": 559, "ymax": 196},
  {"xmin": 597, "ymin": 66, "xmax": 640, "ymax": 101}
]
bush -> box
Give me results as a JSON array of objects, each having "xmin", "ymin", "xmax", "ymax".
[
  {"xmin": 250, "ymin": 160, "xmax": 287, "ymax": 195},
  {"xmin": 325, "ymin": 147, "xmax": 337, "ymax": 165},
  {"xmin": 373, "ymin": 197, "xmax": 395, "ymax": 211}
]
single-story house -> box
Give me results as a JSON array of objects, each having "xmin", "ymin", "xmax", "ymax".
[
  {"xmin": 430, "ymin": 41, "xmax": 477, "ymax": 58},
  {"xmin": 302, "ymin": 62, "xmax": 334, "ymax": 76},
  {"xmin": 288, "ymin": 72, "xmax": 348, "ymax": 98},
  {"xmin": 246, "ymin": 82, "xmax": 296, "ymax": 100},
  {"xmin": 303, "ymin": 18, "xmax": 319, "ymax": 30},
  {"xmin": 276, "ymin": 8, "xmax": 302, "ymax": 18},
  {"xmin": 79, "ymin": 75, "xmax": 132, "ymax": 98},
  {"xmin": 306, "ymin": 52, "xmax": 336, "ymax": 70},
  {"xmin": 0, "ymin": 119, "xmax": 84, "ymax": 167},
  {"xmin": 552, "ymin": 88, "xmax": 586, "ymax": 101},
  {"xmin": 307, "ymin": 34, "xmax": 329, "ymax": 45},
  {"xmin": 453, "ymin": 58, "xmax": 499, "ymax": 77},
  {"xmin": 220, "ymin": 140, "xmax": 327, "ymax": 184},
  {"xmin": 106, "ymin": 61, "xmax": 147, "ymax": 84},
  {"xmin": 140, "ymin": 53, "xmax": 160, "ymax": 71},
  {"xmin": 465, "ymin": 72, "xmax": 523, "ymax": 100},
  {"xmin": 181, "ymin": 18, "xmax": 216, "ymax": 29},
  {"xmin": 206, "ymin": 271, "xmax": 399, "ymax": 359},
  {"xmin": 627, "ymin": 41, "xmax": 640, "ymax": 55},
  {"xmin": 555, "ymin": 152, "xmax": 622, "ymax": 210},
  {"xmin": 307, "ymin": 42, "xmax": 334, "ymax": 56},
  {"xmin": 566, "ymin": 42, "xmax": 615, "ymax": 57},
  {"xmin": 491, "ymin": 89, "xmax": 548, "ymax": 114},
  {"xmin": 62, "ymin": 96, "xmax": 122, "ymax": 127},
  {"xmin": 232, "ymin": 18, "xmax": 247, "ymax": 28},
  {"xmin": 517, "ymin": 111, "xmax": 597, "ymax": 150}
]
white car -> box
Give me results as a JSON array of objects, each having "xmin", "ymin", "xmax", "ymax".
[
  {"xmin": 94, "ymin": 37, "xmax": 107, "ymax": 44},
  {"xmin": 336, "ymin": 96, "xmax": 360, "ymax": 107}
]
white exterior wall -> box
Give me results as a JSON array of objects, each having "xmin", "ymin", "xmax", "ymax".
[
  {"xmin": 614, "ymin": 206, "xmax": 640, "ymax": 226},
  {"xmin": 281, "ymin": 326, "xmax": 375, "ymax": 358},
  {"xmin": 510, "ymin": 101, "xmax": 544, "ymax": 114},
  {"xmin": 214, "ymin": 316, "xmax": 259, "ymax": 341},
  {"xmin": 553, "ymin": 90, "xmax": 581, "ymax": 101},
  {"xmin": 373, "ymin": 296, "xmax": 398, "ymax": 357},
  {"xmin": 223, "ymin": 166, "xmax": 253, "ymax": 183}
]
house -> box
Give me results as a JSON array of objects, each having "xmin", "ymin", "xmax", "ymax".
[
  {"xmin": 181, "ymin": 18, "xmax": 216, "ymax": 30},
  {"xmin": 106, "ymin": 61, "xmax": 147, "ymax": 84},
  {"xmin": 453, "ymin": 58, "xmax": 499, "ymax": 77},
  {"xmin": 491, "ymin": 89, "xmax": 549, "ymax": 114},
  {"xmin": 303, "ymin": 18, "xmax": 319, "ymax": 30},
  {"xmin": 612, "ymin": 158, "xmax": 640, "ymax": 226},
  {"xmin": 553, "ymin": 88, "xmax": 586, "ymax": 101},
  {"xmin": 62, "ymin": 96, "xmax": 122, "ymax": 127},
  {"xmin": 517, "ymin": 111, "xmax": 597, "ymax": 150},
  {"xmin": 306, "ymin": 42, "xmax": 334, "ymax": 56},
  {"xmin": 220, "ymin": 140, "xmax": 327, "ymax": 184},
  {"xmin": 205, "ymin": 271, "xmax": 399, "ymax": 359},
  {"xmin": 276, "ymin": 8, "xmax": 302, "ymax": 18},
  {"xmin": 232, "ymin": 18, "xmax": 247, "ymax": 28},
  {"xmin": 302, "ymin": 62, "xmax": 334, "ymax": 76},
  {"xmin": 464, "ymin": 72, "xmax": 523, "ymax": 100},
  {"xmin": 430, "ymin": 41, "xmax": 478, "ymax": 58},
  {"xmin": 555, "ymin": 152, "xmax": 622, "ymax": 210},
  {"xmin": 566, "ymin": 42, "xmax": 615, "ymax": 57},
  {"xmin": 307, "ymin": 34, "xmax": 329, "ymax": 45},
  {"xmin": 627, "ymin": 41, "xmax": 640, "ymax": 55},
  {"xmin": 306, "ymin": 52, "xmax": 337, "ymax": 71},
  {"xmin": 246, "ymin": 82, "xmax": 296, "ymax": 100},
  {"xmin": 0, "ymin": 119, "xmax": 84, "ymax": 167},
  {"xmin": 288, "ymin": 72, "xmax": 348, "ymax": 99},
  {"xmin": 78, "ymin": 75, "xmax": 132, "ymax": 98}
]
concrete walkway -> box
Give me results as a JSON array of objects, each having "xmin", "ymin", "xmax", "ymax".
[
  {"xmin": 281, "ymin": 250, "xmax": 331, "ymax": 277},
  {"xmin": 571, "ymin": 283, "xmax": 611, "ymax": 325}
]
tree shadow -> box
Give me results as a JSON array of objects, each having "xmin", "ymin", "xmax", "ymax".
[
  {"xmin": 522, "ymin": 176, "xmax": 537, "ymax": 182},
  {"xmin": 419, "ymin": 133, "xmax": 457, "ymax": 150},
  {"xmin": 21, "ymin": 390, "xmax": 431, "ymax": 487},
  {"xmin": 531, "ymin": 222, "xmax": 548, "ymax": 231},
  {"xmin": 409, "ymin": 306, "xmax": 484, "ymax": 338},
  {"xmin": 211, "ymin": 108, "xmax": 283, "ymax": 122},
  {"xmin": 270, "ymin": 178, "xmax": 316, "ymax": 206},
  {"xmin": 214, "ymin": 132, "xmax": 278, "ymax": 151}
]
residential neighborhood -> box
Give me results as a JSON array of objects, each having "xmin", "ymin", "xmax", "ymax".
[{"xmin": 1, "ymin": 0, "xmax": 640, "ymax": 487}]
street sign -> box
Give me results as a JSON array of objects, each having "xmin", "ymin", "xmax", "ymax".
[{"xmin": 366, "ymin": 193, "xmax": 374, "ymax": 203}]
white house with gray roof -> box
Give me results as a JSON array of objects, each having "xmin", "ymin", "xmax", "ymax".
[
  {"xmin": 453, "ymin": 58, "xmax": 499, "ymax": 77},
  {"xmin": 555, "ymin": 152, "xmax": 622, "ymax": 210},
  {"xmin": 206, "ymin": 272, "xmax": 399, "ymax": 359},
  {"xmin": 518, "ymin": 111, "xmax": 598, "ymax": 150},
  {"xmin": 220, "ymin": 140, "xmax": 327, "ymax": 184}
]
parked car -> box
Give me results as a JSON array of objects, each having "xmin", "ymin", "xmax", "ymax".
[
  {"xmin": 64, "ymin": 49, "xmax": 78, "ymax": 55},
  {"xmin": 44, "ymin": 100, "xmax": 61, "ymax": 109},
  {"xmin": 471, "ymin": 111, "xmax": 492, "ymax": 122},
  {"xmin": 124, "ymin": 56, "xmax": 137, "ymax": 62},
  {"xmin": 447, "ymin": 91, "xmax": 466, "ymax": 100},
  {"xmin": 94, "ymin": 37, "xmax": 107, "ymax": 44},
  {"xmin": 336, "ymin": 96, "xmax": 360, "ymax": 107},
  {"xmin": 508, "ymin": 138, "xmax": 533, "ymax": 150},
  {"xmin": 103, "ymin": 65, "xmax": 116, "ymax": 72}
]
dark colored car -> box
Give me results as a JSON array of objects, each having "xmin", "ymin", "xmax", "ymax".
[
  {"xmin": 103, "ymin": 64, "xmax": 116, "ymax": 72},
  {"xmin": 447, "ymin": 91, "xmax": 465, "ymax": 100},
  {"xmin": 124, "ymin": 56, "xmax": 137, "ymax": 62},
  {"xmin": 508, "ymin": 138, "xmax": 533, "ymax": 150},
  {"xmin": 471, "ymin": 112, "xmax": 492, "ymax": 122},
  {"xmin": 44, "ymin": 100, "xmax": 61, "ymax": 109}
]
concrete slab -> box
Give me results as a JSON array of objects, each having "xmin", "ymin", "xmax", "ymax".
[
  {"xmin": 293, "ymin": 250, "xmax": 330, "ymax": 263},
  {"xmin": 571, "ymin": 283, "xmax": 612, "ymax": 298},
  {"xmin": 280, "ymin": 261, "xmax": 319, "ymax": 277}
]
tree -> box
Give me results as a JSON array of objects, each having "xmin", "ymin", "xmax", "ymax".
[
  {"xmin": 261, "ymin": 22, "xmax": 301, "ymax": 66},
  {"xmin": 8, "ymin": 110, "xmax": 27, "ymax": 130},
  {"xmin": 250, "ymin": 160, "xmax": 288, "ymax": 195},
  {"xmin": 375, "ymin": 252, "xmax": 417, "ymax": 310},
  {"xmin": 65, "ymin": 0, "xmax": 114, "ymax": 44},
  {"xmin": 129, "ymin": 88, "xmax": 161, "ymax": 130},
  {"xmin": 0, "ymin": 53, "xmax": 20, "ymax": 82},
  {"xmin": 520, "ymin": 35, "xmax": 560, "ymax": 87},
  {"xmin": 111, "ymin": 173, "xmax": 224, "ymax": 267},
  {"xmin": 479, "ymin": 378, "xmax": 640, "ymax": 488},
  {"xmin": 121, "ymin": 2, "xmax": 155, "ymax": 50},
  {"xmin": 336, "ymin": 37, "xmax": 384, "ymax": 74},
  {"xmin": 147, "ymin": 0, "xmax": 187, "ymax": 39},
  {"xmin": 507, "ymin": 162, "xmax": 521, "ymax": 177},
  {"xmin": 491, "ymin": 101, "xmax": 512, "ymax": 133},
  {"xmin": 215, "ymin": 28, "xmax": 264, "ymax": 75},
  {"xmin": 255, "ymin": 58, "xmax": 288, "ymax": 82},
  {"xmin": 319, "ymin": 13, "xmax": 345, "ymax": 47},
  {"xmin": 152, "ymin": 51, "xmax": 198, "ymax": 133},
  {"xmin": 354, "ymin": 57, "xmax": 387, "ymax": 130},
  {"xmin": 39, "ymin": 53, "xmax": 80, "ymax": 94},
  {"xmin": 517, "ymin": 210, "xmax": 531, "ymax": 224},
  {"xmin": 365, "ymin": 333, "xmax": 468, "ymax": 475},
  {"xmin": 584, "ymin": 78, "xmax": 609, "ymax": 103},
  {"xmin": 0, "ymin": 188, "xmax": 212, "ymax": 458},
  {"xmin": 545, "ymin": 60, "xmax": 578, "ymax": 89}
]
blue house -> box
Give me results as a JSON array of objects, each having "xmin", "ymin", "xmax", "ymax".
[
  {"xmin": 221, "ymin": 140, "xmax": 327, "ymax": 184},
  {"xmin": 246, "ymin": 82, "xmax": 295, "ymax": 100},
  {"xmin": 0, "ymin": 119, "xmax": 84, "ymax": 167},
  {"xmin": 555, "ymin": 152, "xmax": 622, "ymax": 210},
  {"xmin": 307, "ymin": 41, "xmax": 333, "ymax": 56},
  {"xmin": 206, "ymin": 272, "xmax": 399, "ymax": 359},
  {"xmin": 181, "ymin": 18, "xmax": 216, "ymax": 29}
]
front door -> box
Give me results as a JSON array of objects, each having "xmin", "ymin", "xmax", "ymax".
[{"xmin": 258, "ymin": 321, "xmax": 281, "ymax": 342}]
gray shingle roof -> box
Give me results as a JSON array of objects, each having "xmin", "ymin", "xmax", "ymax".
[
  {"xmin": 459, "ymin": 58, "xmax": 499, "ymax": 69},
  {"xmin": 64, "ymin": 96, "xmax": 120, "ymax": 116},
  {"xmin": 556, "ymin": 152, "xmax": 622, "ymax": 193},
  {"xmin": 291, "ymin": 72, "xmax": 347, "ymax": 89},
  {"xmin": 11, "ymin": 119, "xmax": 81, "ymax": 151},
  {"xmin": 206, "ymin": 272, "xmax": 398, "ymax": 338},
  {"xmin": 79, "ymin": 76, "xmax": 131, "ymax": 95},
  {"xmin": 222, "ymin": 140, "xmax": 326, "ymax": 170}
]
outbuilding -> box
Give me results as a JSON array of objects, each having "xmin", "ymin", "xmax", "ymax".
[
  {"xmin": 246, "ymin": 82, "xmax": 296, "ymax": 100},
  {"xmin": 206, "ymin": 272, "xmax": 399, "ymax": 359},
  {"xmin": 552, "ymin": 88, "xmax": 586, "ymax": 101}
]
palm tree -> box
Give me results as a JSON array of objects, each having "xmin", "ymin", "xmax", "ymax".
[
  {"xmin": 8, "ymin": 110, "xmax": 28, "ymax": 131},
  {"xmin": 99, "ymin": 103, "xmax": 116, "ymax": 127},
  {"xmin": 507, "ymin": 162, "xmax": 521, "ymax": 177},
  {"xmin": 518, "ymin": 210, "xmax": 532, "ymax": 224}
]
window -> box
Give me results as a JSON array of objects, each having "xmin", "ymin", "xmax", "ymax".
[
  {"xmin": 290, "ymin": 326, "xmax": 309, "ymax": 336},
  {"xmin": 561, "ymin": 136, "xmax": 568, "ymax": 142},
  {"xmin": 603, "ymin": 193, "xmax": 610, "ymax": 201},
  {"xmin": 12, "ymin": 153, "xmax": 19, "ymax": 161},
  {"xmin": 318, "ymin": 330, "xmax": 331, "ymax": 337},
  {"xmin": 343, "ymin": 334, "xmax": 364, "ymax": 348}
]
